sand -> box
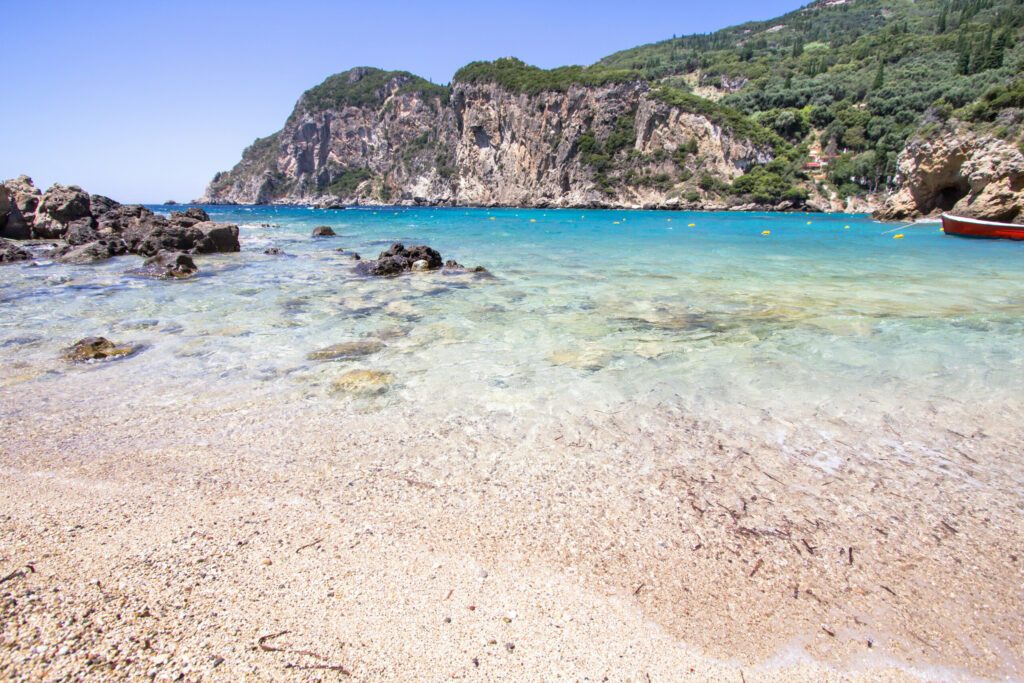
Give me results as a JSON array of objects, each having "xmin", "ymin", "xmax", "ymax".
[{"xmin": 1, "ymin": 375, "xmax": 1022, "ymax": 681}]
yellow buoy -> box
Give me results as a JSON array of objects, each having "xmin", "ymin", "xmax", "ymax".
[
  {"xmin": 844, "ymin": 225, "xmax": 850, "ymax": 229},
  {"xmin": 529, "ymin": 219, "xmax": 537, "ymax": 223},
  {"xmin": 807, "ymin": 221, "xmax": 812, "ymax": 225},
  {"xmin": 688, "ymin": 223, "xmax": 696, "ymax": 227},
  {"xmin": 761, "ymin": 230, "xmax": 771, "ymax": 236},
  {"xmin": 489, "ymin": 216, "xmax": 496, "ymax": 220},
  {"xmin": 894, "ymin": 234, "xmax": 905, "ymax": 239},
  {"xmin": 667, "ymin": 218, "xmax": 672, "ymax": 222},
  {"xmin": 613, "ymin": 221, "xmax": 621, "ymax": 225}
]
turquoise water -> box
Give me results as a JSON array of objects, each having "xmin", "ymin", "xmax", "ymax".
[{"xmin": 2, "ymin": 207, "xmax": 1023, "ymax": 454}]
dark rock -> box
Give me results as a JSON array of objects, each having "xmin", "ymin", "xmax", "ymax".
[
  {"xmin": 0, "ymin": 238, "xmax": 32, "ymax": 263},
  {"xmin": 131, "ymin": 251, "xmax": 198, "ymax": 279},
  {"xmin": 1, "ymin": 176, "xmax": 40, "ymax": 239},
  {"xmin": 133, "ymin": 223, "xmax": 203, "ymax": 256},
  {"xmin": 264, "ymin": 247, "xmax": 285, "ymax": 255},
  {"xmin": 33, "ymin": 184, "xmax": 91, "ymax": 238},
  {"xmin": 89, "ymin": 195, "xmax": 121, "ymax": 216},
  {"xmin": 169, "ymin": 207, "xmax": 211, "ymax": 228},
  {"xmin": 192, "ymin": 222, "xmax": 240, "ymax": 253},
  {"xmin": 65, "ymin": 217, "xmax": 100, "ymax": 246},
  {"xmin": 62, "ymin": 336, "xmax": 137, "ymax": 362},
  {"xmin": 312, "ymin": 225, "xmax": 337, "ymax": 237},
  {"xmin": 163, "ymin": 200, "xmax": 179, "ymax": 205},
  {"xmin": 57, "ymin": 239, "xmax": 128, "ymax": 264},
  {"xmin": 355, "ymin": 242, "xmax": 444, "ymax": 277},
  {"xmin": 96, "ymin": 204, "xmax": 158, "ymax": 235}
]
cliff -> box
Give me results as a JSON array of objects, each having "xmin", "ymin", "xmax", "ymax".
[
  {"xmin": 200, "ymin": 65, "xmax": 777, "ymax": 209},
  {"xmin": 874, "ymin": 122, "xmax": 1024, "ymax": 223}
]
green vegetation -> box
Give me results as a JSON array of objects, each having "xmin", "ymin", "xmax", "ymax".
[
  {"xmin": 577, "ymin": 114, "xmax": 639, "ymax": 192},
  {"xmin": 325, "ymin": 168, "xmax": 373, "ymax": 197},
  {"xmin": 453, "ymin": 57, "xmax": 641, "ymax": 95},
  {"xmin": 597, "ymin": 0, "xmax": 1024, "ymax": 196},
  {"xmin": 297, "ymin": 67, "xmax": 448, "ymax": 114}
]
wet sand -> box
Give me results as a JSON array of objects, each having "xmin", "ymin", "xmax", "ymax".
[{"xmin": 2, "ymin": 376, "xmax": 1021, "ymax": 681}]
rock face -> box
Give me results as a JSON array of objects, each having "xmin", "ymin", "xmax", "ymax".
[
  {"xmin": 0, "ymin": 176, "xmax": 41, "ymax": 239},
  {"xmin": 874, "ymin": 124, "xmax": 1024, "ymax": 223},
  {"xmin": 200, "ymin": 67, "xmax": 772, "ymax": 209}
]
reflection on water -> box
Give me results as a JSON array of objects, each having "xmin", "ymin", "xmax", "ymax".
[{"xmin": 2, "ymin": 207, "xmax": 1022, "ymax": 453}]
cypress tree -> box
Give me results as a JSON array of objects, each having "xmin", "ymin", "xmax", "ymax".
[{"xmin": 873, "ymin": 61, "xmax": 885, "ymax": 89}]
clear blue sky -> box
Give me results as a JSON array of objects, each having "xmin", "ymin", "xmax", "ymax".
[{"xmin": 3, "ymin": 0, "xmax": 806, "ymax": 202}]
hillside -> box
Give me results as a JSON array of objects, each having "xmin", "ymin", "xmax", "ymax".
[
  {"xmin": 598, "ymin": 0, "xmax": 1024, "ymax": 201},
  {"xmin": 202, "ymin": 0, "xmax": 1024, "ymax": 218}
]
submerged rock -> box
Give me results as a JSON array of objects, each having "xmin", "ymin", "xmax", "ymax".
[
  {"xmin": 57, "ymin": 239, "xmax": 128, "ymax": 264},
  {"xmin": 307, "ymin": 340, "xmax": 384, "ymax": 360},
  {"xmin": 62, "ymin": 337, "xmax": 137, "ymax": 362},
  {"xmin": 264, "ymin": 247, "xmax": 286, "ymax": 255},
  {"xmin": 131, "ymin": 251, "xmax": 198, "ymax": 279},
  {"xmin": 0, "ymin": 238, "xmax": 32, "ymax": 263},
  {"xmin": 331, "ymin": 369, "xmax": 394, "ymax": 396},
  {"xmin": 312, "ymin": 225, "xmax": 337, "ymax": 237}
]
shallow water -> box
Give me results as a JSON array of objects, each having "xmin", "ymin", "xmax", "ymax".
[{"xmin": 2, "ymin": 207, "xmax": 1023, "ymax": 457}]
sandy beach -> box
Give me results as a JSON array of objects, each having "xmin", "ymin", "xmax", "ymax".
[{"xmin": 2, "ymin": 365, "xmax": 1022, "ymax": 681}]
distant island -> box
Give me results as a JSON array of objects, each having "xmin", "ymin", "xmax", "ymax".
[{"xmin": 201, "ymin": 0, "xmax": 1023, "ymax": 223}]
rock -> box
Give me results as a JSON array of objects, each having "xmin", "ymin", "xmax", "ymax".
[
  {"xmin": 33, "ymin": 184, "xmax": 92, "ymax": 238},
  {"xmin": 355, "ymin": 242, "xmax": 444, "ymax": 276},
  {"xmin": 193, "ymin": 222, "xmax": 240, "ymax": 253},
  {"xmin": 0, "ymin": 238, "xmax": 32, "ymax": 263},
  {"xmin": 312, "ymin": 225, "xmax": 337, "ymax": 237},
  {"xmin": 65, "ymin": 217, "xmax": 100, "ymax": 246},
  {"xmin": 875, "ymin": 123, "xmax": 1024, "ymax": 222},
  {"xmin": 1, "ymin": 175, "xmax": 41, "ymax": 239},
  {"xmin": 131, "ymin": 251, "xmax": 198, "ymax": 279},
  {"xmin": 169, "ymin": 207, "xmax": 211, "ymax": 228},
  {"xmin": 0, "ymin": 185, "xmax": 8, "ymax": 233},
  {"xmin": 62, "ymin": 337, "xmax": 137, "ymax": 362},
  {"xmin": 57, "ymin": 239, "xmax": 128, "ymax": 264},
  {"xmin": 89, "ymin": 195, "xmax": 121, "ymax": 216},
  {"xmin": 411, "ymin": 259, "xmax": 430, "ymax": 272},
  {"xmin": 307, "ymin": 340, "xmax": 384, "ymax": 360},
  {"xmin": 331, "ymin": 369, "xmax": 394, "ymax": 396},
  {"xmin": 96, "ymin": 204, "xmax": 158, "ymax": 235},
  {"xmin": 264, "ymin": 247, "xmax": 285, "ymax": 255}
]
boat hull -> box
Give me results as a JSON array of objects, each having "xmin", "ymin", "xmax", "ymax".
[{"xmin": 941, "ymin": 214, "xmax": 1024, "ymax": 241}]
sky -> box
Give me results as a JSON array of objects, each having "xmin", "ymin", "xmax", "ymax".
[{"xmin": 3, "ymin": 0, "xmax": 807, "ymax": 202}]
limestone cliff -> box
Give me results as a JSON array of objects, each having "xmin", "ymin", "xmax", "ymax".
[
  {"xmin": 201, "ymin": 67, "xmax": 774, "ymax": 209},
  {"xmin": 874, "ymin": 123, "xmax": 1024, "ymax": 223}
]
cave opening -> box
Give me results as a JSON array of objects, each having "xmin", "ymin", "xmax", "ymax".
[{"xmin": 934, "ymin": 182, "xmax": 970, "ymax": 211}]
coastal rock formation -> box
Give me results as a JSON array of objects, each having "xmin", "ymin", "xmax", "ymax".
[
  {"xmin": 200, "ymin": 66, "xmax": 773, "ymax": 209},
  {"xmin": 57, "ymin": 238, "xmax": 128, "ymax": 264},
  {"xmin": 62, "ymin": 337, "xmax": 137, "ymax": 362},
  {"xmin": 354, "ymin": 243, "xmax": 443, "ymax": 277},
  {"xmin": 131, "ymin": 251, "xmax": 198, "ymax": 279},
  {"xmin": 0, "ymin": 238, "xmax": 32, "ymax": 263},
  {"xmin": 0, "ymin": 176, "xmax": 41, "ymax": 239},
  {"xmin": 33, "ymin": 184, "xmax": 92, "ymax": 238},
  {"xmin": 874, "ymin": 124, "xmax": 1024, "ymax": 223},
  {"xmin": 311, "ymin": 226, "xmax": 336, "ymax": 237}
]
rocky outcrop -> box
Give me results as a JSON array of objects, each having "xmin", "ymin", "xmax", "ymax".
[
  {"xmin": 354, "ymin": 243, "xmax": 443, "ymax": 277},
  {"xmin": 0, "ymin": 238, "xmax": 32, "ymax": 263},
  {"xmin": 311, "ymin": 226, "xmax": 336, "ymax": 237},
  {"xmin": 0, "ymin": 176, "xmax": 41, "ymax": 239},
  {"xmin": 874, "ymin": 124, "xmax": 1024, "ymax": 223},
  {"xmin": 33, "ymin": 184, "xmax": 92, "ymax": 238},
  {"xmin": 130, "ymin": 251, "xmax": 199, "ymax": 279},
  {"xmin": 200, "ymin": 67, "xmax": 774, "ymax": 209}
]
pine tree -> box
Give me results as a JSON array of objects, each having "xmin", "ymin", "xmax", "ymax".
[
  {"xmin": 937, "ymin": 6, "xmax": 948, "ymax": 33},
  {"xmin": 873, "ymin": 61, "xmax": 885, "ymax": 89}
]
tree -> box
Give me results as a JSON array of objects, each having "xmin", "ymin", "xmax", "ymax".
[{"xmin": 873, "ymin": 61, "xmax": 885, "ymax": 89}]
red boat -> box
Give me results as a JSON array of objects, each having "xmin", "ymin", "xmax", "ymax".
[{"xmin": 941, "ymin": 214, "xmax": 1024, "ymax": 241}]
